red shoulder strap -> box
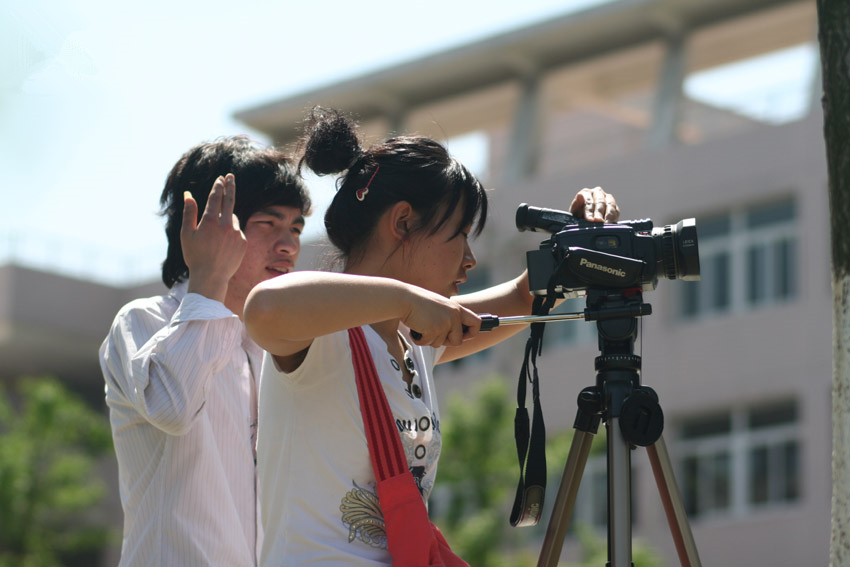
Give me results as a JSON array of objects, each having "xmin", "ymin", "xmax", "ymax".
[{"xmin": 348, "ymin": 327, "xmax": 408, "ymax": 481}]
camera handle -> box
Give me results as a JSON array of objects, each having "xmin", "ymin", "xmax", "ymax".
[{"xmin": 537, "ymin": 288, "xmax": 702, "ymax": 567}]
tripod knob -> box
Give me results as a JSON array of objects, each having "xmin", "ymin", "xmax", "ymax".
[
  {"xmin": 574, "ymin": 387, "xmax": 603, "ymax": 434},
  {"xmin": 595, "ymin": 353, "xmax": 642, "ymax": 372},
  {"xmin": 619, "ymin": 388, "xmax": 663, "ymax": 446}
]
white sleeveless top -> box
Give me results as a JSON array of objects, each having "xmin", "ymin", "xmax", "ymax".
[{"xmin": 257, "ymin": 326, "xmax": 444, "ymax": 566}]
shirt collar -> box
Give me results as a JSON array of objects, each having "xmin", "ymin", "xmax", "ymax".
[{"xmin": 169, "ymin": 280, "xmax": 189, "ymax": 303}]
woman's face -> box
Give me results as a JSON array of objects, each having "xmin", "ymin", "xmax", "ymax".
[{"xmin": 404, "ymin": 204, "xmax": 477, "ymax": 298}]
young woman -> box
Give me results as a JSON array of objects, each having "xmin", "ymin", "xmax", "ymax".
[{"xmin": 244, "ymin": 107, "xmax": 619, "ymax": 566}]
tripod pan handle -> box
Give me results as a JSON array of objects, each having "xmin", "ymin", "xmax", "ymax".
[{"xmin": 409, "ymin": 314, "xmax": 500, "ymax": 341}]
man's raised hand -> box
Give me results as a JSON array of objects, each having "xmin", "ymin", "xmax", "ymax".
[{"xmin": 181, "ymin": 174, "xmax": 247, "ymax": 303}]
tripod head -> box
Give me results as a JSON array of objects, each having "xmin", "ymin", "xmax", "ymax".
[
  {"xmin": 579, "ymin": 287, "xmax": 663, "ymax": 448},
  {"xmin": 585, "ymin": 287, "xmax": 648, "ymax": 355}
]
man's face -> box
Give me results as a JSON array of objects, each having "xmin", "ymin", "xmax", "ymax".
[{"xmin": 226, "ymin": 205, "xmax": 305, "ymax": 317}]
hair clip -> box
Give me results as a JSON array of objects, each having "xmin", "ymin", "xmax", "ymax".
[{"xmin": 356, "ymin": 166, "xmax": 380, "ymax": 202}]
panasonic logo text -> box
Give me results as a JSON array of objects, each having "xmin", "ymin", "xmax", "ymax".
[{"xmin": 579, "ymin": 257, "xmax": 627, "ymax": 278}]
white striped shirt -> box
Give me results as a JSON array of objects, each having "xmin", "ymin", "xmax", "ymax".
[{"xmin": 100, "ymin": 281, "xmax": 262, "ymax": 567}]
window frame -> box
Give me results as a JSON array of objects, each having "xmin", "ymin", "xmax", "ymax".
[
  {"xmin": 673, "ymin": 400, "xmax": 801, "ymax": 520},
  {"xmin": 680, "ymin": 197, "xmax": 797, "ymax": 320}
]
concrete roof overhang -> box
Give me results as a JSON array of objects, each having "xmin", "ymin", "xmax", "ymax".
[{"xmin": 234, "ymin": 0, "xmax": 801, "ymax": 146}]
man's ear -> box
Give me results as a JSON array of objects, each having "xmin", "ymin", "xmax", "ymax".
[{"xmin": 388, "ymin": 201, "xmax": 417, "ymax": 241}]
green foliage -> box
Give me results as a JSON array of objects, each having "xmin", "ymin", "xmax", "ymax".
[
  {"xmin": 0, "ymin": 376, "xmax": 114, "ymax": 567},
  {"xmin": 433, "ymin": 375, "xmax": 586, "ymax": 566},
  {"xmin": 431, "ymin": 375, "xmax": 527, "ymax": 566},
  {"xmin": 575, "ymin": 524, "xmax": 663, "ymax": 567}
]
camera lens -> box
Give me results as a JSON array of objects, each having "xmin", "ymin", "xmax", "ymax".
[{"xmin": 653, "ymin": 218, "xmax": 700, "ymax": 281}]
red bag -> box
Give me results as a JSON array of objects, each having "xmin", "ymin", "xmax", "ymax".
[{"xmin": 349, "ymin": 327, "xmax": 469, "ymax": 567}]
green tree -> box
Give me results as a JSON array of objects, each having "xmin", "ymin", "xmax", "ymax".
[
  {"xmin": 432, "ymin": 375, "xmax": 533, "ymax": 566},
  {"xmin": 575, "ymin": 524, "xmax": 663, "ymax": 567},
  {"xmin": 0, "ymin": 376, "xmax": 114, "ymax": 567}
]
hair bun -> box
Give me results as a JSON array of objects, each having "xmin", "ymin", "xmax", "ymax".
[{"xmin": 300, "ymin": 107, "xmax": 362, "ymax": 176}]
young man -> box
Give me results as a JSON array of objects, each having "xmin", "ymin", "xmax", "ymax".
[{"xmin": 99, "ymin": 137, "xmax": 311, "ymax": 566}]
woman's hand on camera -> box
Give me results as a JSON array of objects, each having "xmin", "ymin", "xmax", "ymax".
[
  {"xmin": 569, "ymin": 187, "xmax": 620, "ymax": 223},
  {"xmin": 402, "ymin": 286, "xmax": 481, "ymax": 347}
]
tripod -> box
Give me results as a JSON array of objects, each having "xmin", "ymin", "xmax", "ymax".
[{"xmin": 536, "ymin": 288, "xmax": 701, "ymax": 567}]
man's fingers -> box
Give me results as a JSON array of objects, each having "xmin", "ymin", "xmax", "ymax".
[
  {"xmin": 181, "ymin": 191, "xmax": 199, "ymax": 234},
  {"xmin": 203, "ymin": 176, "xmax": 225, "ymax": 221},
  {"xmin": 221, "ymin": 174, "xmax": 236, "ymax": 221}
]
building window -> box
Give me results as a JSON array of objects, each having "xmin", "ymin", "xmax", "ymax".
[
  {"xmin": 747, "ymin": 402, "xmax": 800, "ymax": 506},
  {"xmin": 681, "ymin": 197, "xmax": 797, "ymax": 319},
  {"xmin": 546, "ymin": 296, "xmax": 596, "ymax": 346},
  {"xmin": 675, "ymin": 399, "xmax": 799, "ymax": 520}
]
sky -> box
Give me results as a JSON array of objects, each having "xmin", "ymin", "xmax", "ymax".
[
  {"xmin": 1, "ymin": 0, "xmax": 819, "ymax": 286},
  {"xmin": 0, "ymin": 0, "xmax": 615, "ymax": 285}
]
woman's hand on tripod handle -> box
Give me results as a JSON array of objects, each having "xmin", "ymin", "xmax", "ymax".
[
  {"xmin": 401, "ymin": 287, "xmax": 482, "ymax": 347},
  {"xmin": 410, "ymin": 314, "xmax": 499, "ymax": 339}
]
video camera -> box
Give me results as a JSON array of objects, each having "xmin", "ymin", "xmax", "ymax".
[{"xmin": 516, "ymin": 203, "xmax": 700, "ymax": 297}]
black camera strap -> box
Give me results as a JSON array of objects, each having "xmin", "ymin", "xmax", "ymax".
[{"xmin": 510, "ymin": 291, "xmax": 555, "ymax": 527}]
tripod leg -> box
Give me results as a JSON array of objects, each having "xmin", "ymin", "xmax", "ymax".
[
  {"xmin": 608, "ymin": 417, "xmax": 632, "ymax": 567},
  {"xmin": 537, "ymin": 429, "xmax": 595, "ymax": 567},
  {"xmin": 646, "ymin": 436, "xmax": 702, "ymax": 567}
]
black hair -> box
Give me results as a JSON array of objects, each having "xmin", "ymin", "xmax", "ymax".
[
  {"xmin": 159, "ymin": 136, "xmax": 311, "ymax": 288},
  {"xmin": 298, "ymin": 107, "xmax": 487, "ymax": 265}
]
